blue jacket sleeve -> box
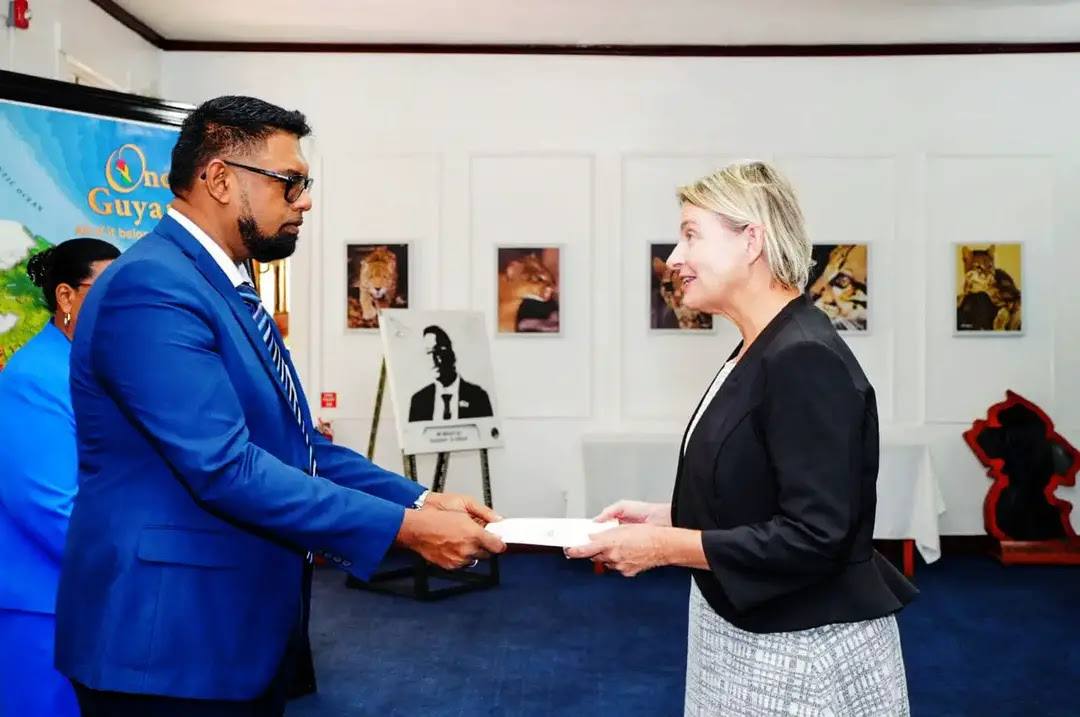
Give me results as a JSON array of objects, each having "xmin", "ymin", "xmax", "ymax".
[
  {"xmin": 310, "ymin": 432, "xmax": 426, "ymax": 506},
  {"xmin": 0, "ymin": 374, "xmax": 75, "ymax": 563},
  {"xmin": 90, "ymin": 262, "xmax": 409, "ymax": 580}
]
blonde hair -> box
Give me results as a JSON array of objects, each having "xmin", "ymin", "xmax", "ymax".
[{"xmin": 677, "ymin": 160, "xmax": 813, "ymax": 291}]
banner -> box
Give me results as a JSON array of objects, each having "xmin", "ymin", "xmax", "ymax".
[{"xmin": 0, "ymin": 98, "xmax": 179, "ymax": 367}]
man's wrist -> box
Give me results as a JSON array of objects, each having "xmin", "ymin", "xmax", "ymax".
[{"xmin": 395, "ymin": 507, "xmax": 418, "ymax": 548}]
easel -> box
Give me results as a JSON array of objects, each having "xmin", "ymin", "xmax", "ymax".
[{"xmin": 344, "ymin": 357, "xmax": 500, "ymax": 600}]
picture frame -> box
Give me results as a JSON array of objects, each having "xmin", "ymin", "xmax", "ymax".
[
  {"xmin": 952, "ymin": 241, "xmax": 1024, "ymax": 337},
  {"xmin": 805, "ymin": 243, "xmax": 870, "ymax": 334},
  {"xmin": 647, "ymin": 241, "xmax": 714, "ymax": 333},
  {"xmin": 378, "ymin": 308, "xmax": 505, "ymax": 455},
  {"xmin": 345, "ymin": 242, "xmax": 412, "ymax": 331},
  {"xmin": 494, "ymin": 244, "xmax": 562, "ymax": 337}
]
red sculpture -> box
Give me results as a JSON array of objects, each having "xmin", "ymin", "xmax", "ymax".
[{"xmin": 963, "ymin": 390, "xmax": 1080, "ymax": 565}]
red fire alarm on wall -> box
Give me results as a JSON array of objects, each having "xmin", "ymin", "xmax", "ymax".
[
  {"xmin": 8, "ymin": 0, "xmax": 31, "ymax": 30},
  {"xmin": 320, "ymin": 392, "xmax": 337, "ymax": 408}
]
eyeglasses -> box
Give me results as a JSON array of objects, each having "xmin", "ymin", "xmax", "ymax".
[{"xmin": 203, "ymin": 160, "xmax": 314, "ymax": 203}]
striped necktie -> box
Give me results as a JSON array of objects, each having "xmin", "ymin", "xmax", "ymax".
[{"xmin": 236, "ymin": 281, "xmax": 318, "ymax": 481}]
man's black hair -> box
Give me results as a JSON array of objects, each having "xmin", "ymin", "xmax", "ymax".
[
  {"xmin": 423, "ymin": 325, "xmax": 452, "ymax": 346},
  {"xmin": 168, "ymin": 95, "xmax": 312, "ymax": 198}
]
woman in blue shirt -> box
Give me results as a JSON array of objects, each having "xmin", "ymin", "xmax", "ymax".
[{"xmin": 0, "ymin": 237, "xmax": 120, "ymax": 717}]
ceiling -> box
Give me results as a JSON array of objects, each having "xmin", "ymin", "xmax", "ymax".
[{"xmin": 100, "ymin": 0, "xmax": 1080, "ymax": 50}]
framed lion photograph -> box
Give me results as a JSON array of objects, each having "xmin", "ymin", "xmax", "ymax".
[
  {"xmin": 346, "ymin": 243, "xmax": 410, "ymax": 330},
  {"xmin": 805, "ymin": 243, "xmax": 869, "ymax": 332}
]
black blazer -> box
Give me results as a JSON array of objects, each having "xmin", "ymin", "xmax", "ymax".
[
  {"xmin": 671, "ymin": 295, "xmax": 917, "ymax": 634},
  {"xmin": 408, "ymin": 379, "xmax": 493, "ymax": 422}
]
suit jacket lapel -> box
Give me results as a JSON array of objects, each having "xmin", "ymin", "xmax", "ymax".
[{"xmin": 156, "ymin": 215, "xmax": 295, "ymax": 413}]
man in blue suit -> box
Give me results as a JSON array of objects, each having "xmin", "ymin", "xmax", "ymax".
[{"xmin": 55, "ymin": 95, "xmax": 506, "ymax": 717}]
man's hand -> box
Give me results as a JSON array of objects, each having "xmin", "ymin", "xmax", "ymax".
[
  {"xmin": 422, "ymin": 491, "xmax": 502, "ymax": 526},
  {"xmin": 395, "ymin": 507, "xmax": 506, "ymax": 571},
  {"xmin": 564, "ymin": 524, "xmax": 671, "ymax": 577},
  {"xmin": 594, "ymin": 500, "xmax": 671, "ymax": 527}
]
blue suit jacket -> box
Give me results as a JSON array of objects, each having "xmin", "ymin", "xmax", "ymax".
[
  {"xmin": 0, "ymin": 322, "xmax": 76, "ymax": 615},
  {"xmin": 55, "ymin": 214, "xmax": 425, "ymax": 700}
]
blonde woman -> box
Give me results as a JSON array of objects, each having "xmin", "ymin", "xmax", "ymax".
[{"xmin": 568, "ymin": 160, "xmax": 916, "ymax": 716}]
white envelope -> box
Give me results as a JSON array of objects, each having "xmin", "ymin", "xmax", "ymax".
[{"xmin": 485, "ymin": 517, "xmax": 618, "ymax": 548}]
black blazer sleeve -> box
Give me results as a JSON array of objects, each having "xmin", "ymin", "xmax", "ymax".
[{"xmin": 702, "ymin": 340, "xmax": 863, "ymax": 613}]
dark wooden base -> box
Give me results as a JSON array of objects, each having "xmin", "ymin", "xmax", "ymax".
[
  {"xmin": 990, "ymin": 538, "xmax": 1080, "ymax": 566},
  {"xmin": 345, "ymin": 552, "xmax": 500, "ymax": 601},
  {"xmin": 355, "ymin": 366, "xmax": 501, "ymax": 601}
]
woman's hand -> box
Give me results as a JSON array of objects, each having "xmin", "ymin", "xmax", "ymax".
[
  {"xmin": 594, "ymin": 500, "xmax": 671, "ymax": 527},
  {"xmin": 564, "ymin": 524, "xmax": 671, "ymax": 577}
]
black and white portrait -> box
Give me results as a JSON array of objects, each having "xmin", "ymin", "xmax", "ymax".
[
  {"xmin": 378, "ymin": 309, "xmax": 504, "ymax": 455},
  {"xmin": 408, "ymin": 324, "xmax": 494, "ymax": 422}
]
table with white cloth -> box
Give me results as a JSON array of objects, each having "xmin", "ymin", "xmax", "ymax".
[{"xmin": 580, "ymin": 430, "xmax": 946, "ymax": 577}]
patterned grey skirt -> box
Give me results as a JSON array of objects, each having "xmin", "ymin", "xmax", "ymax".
[{"xmin": 684, "ymin": 579, "xmax": 910, "ymax": 717}]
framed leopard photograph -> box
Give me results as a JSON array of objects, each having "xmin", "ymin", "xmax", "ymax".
[{"xmin": 806, "ymin": 243, "xmax": 869, "ymax": 333}]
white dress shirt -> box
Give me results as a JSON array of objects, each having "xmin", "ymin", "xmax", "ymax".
[{"xmin": 167, "ymin": 206, "xmax": 250, "ymax": 289}]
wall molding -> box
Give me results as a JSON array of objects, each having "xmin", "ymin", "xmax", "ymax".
[
  {"xmin": 468, "ymin": 152, "xmax": 596, "ymax": 420},
  {"xmin": 88, "ymin": 1, "xmax": 1080, "ymax": 57},
  {"xmin": 315, "ymin": 152, "xmax": 443, "ymax": 418}
]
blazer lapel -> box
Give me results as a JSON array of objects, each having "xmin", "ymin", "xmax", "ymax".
[
  {"xmin": 156, "ymin": 216, "xmax": 295, "ymax": 413},
  {"xmin": 672, "ymin": 296, "xmax": 809, "ymax": 504},
  {"xmin": 677, "ymin": 341, "xmax": 742, "ymax": 455},
  {"xmin": 688, "ymin": 296, "xmax": 807, "ymax": 447},
  {"xmin": 672, "ymin": 341, "xmax": 743, "ymax": 509}
]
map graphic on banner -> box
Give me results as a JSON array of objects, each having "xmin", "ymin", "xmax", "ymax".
[{"xmin": 0, "ymin": 98, "xmax": 179, "ymax": 367}]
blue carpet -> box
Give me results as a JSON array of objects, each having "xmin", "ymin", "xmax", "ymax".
[{"xmin": 286, "ymin": 552, "xmax": 1080, "ymax": 716}]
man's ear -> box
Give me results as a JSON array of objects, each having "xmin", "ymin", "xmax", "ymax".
[{"xmin": 200, "ymin": 160, "xmax": 232, "ymax": 205}]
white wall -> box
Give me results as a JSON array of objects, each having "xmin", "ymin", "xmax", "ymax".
[
  {"xmin": 160, "ymin": 51, "xmax": 1080, "ymax": 534},
  {"xmin": 0, "ymin": 0, "xmax": 159, "ymax": 95}
]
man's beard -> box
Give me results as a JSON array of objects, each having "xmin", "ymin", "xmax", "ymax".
[{"xmin": 238, "ymin": 214, "xmax": 299, "ymax": 263}]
